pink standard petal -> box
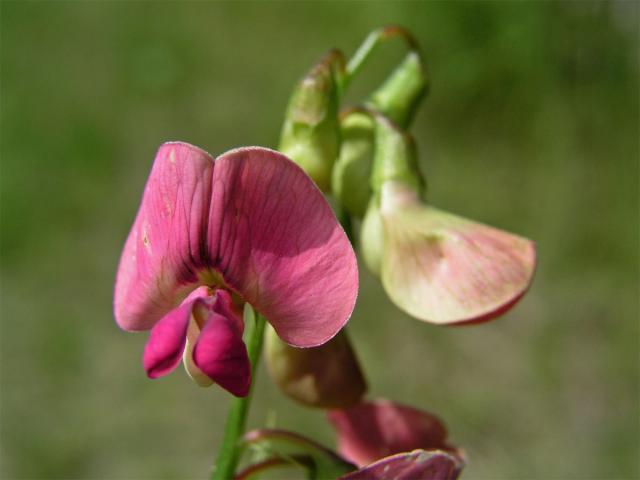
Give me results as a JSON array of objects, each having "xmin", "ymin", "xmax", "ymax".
[
  {"xmin": 208, "ymin": 147, "xmax": 358, "ymax": 347},
  {"xmin": 193, "ymin": 289, "xmax": 251, "ymax": 397},
  {"xmin": 338, "ymin": 450, "xmax": 464, "ymax": 480},
  {"xmin": 115, "ymin": 142, "xmax": 215, "ymax": 332},
  {"xmin": 327, "ymin": 400, "xmax": 450, "ymax": 468},
  {"xmin": 143, "ymin": 287, "xmax": 210, "ymax": 378},
  {"xmin": 115, "ymin": 144, "xmax": 357, "ymax": 348}
]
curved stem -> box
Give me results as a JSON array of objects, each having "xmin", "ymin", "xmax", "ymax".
[
  {"xmin": 212, "ymin": 309, "xmax": 267, "ymax": 480},
  {"xmin": 342, "ymin": 25, "xmax": 419, "ymax": 92}
]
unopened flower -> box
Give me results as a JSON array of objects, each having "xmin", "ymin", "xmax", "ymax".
[
  {"xmin": 265, "ymin": 326, "xmax": 367, "ymax": 408},
  {"xmin": 361, "ymin": 115, "xmax": 536, "ymax": 325},
  {"xmin": 114, "ymin": 142, "xmax": 358, "ymax": 396},
  {"xmin": 279, "ymin": 50, "xmax": 343, "ymax": 192}
]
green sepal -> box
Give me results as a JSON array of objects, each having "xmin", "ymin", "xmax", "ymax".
[
  {"xmin": 237, "ymin": 429, "xmax": 355, "ymax": 480},
  {"xmin": 367, "ymin": 51, "xmax": 427, "ymax": 129},
  {"xmin": 370, "ymin": 115, "xmax": 424, "ymax": 196}
]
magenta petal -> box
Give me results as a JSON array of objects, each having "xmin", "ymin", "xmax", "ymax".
[
  {"xmin": 193, "ymin": 290, "xmax": 250, "ymax": 397},
  {"xmin": 115, "ymin": 144, "xmax": 357, "ymax": 347},
  {"xmin": 115, "ymin": 142, "xmax": 215, "ymax": 332},
  {"xmin": 142, "ymin": 290, "xmax": 204, "ymax": 379},
  {"xmin": 208, "ymin": 147, "xmax": 358, "ymax": 347},
  {"xmin": 338, "ymin": 450, "xmax": 464, "ymax": 480},
  {"xmin": 327, "ymin": 400, "xmax": 450, "ymax": 468}
]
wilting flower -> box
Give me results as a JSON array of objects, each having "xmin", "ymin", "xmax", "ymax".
[
  {"xmin": 339, "ymin": 450, "xmax": 463, "ymax": 480},
  {"xmin": 327, "ymin": 399, "xmax": 459, "ymax": 468},
  {"xmin": 114, "ymin": 142, "xmax": 358, "ymax": 396},
  {"xmin": 234, "ymin": 400, "xmax": 463, "ymax": 480},
  {"xmin": 361, "ymin": 115, "xmax": 536, "ymax": 325}
]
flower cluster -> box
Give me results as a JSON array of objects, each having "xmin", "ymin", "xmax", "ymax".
[{"xmin": 114, "ymin": 26, "xmax": 536, "ymax": 480}]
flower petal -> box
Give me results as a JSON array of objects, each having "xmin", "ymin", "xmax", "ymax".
[
  {"xmin": 183, "ymin": 287, "xmax": 244, "ymax": 388},
  {"xmin": 115, "ymin": 142, "xmax": 215, "ymax": 331},
  {"xmin": 327, "ymin": 400, "xmax": 450, "ymax": 467},
  {"xmin": 115, "ymin": 144, "xmax": 358, "ymax": 348},
  {"xmin": 193, "ymin": 289, "xmax": 250, "ymax": 397},
  {"xmin": 338, "ymin": 450, "xmax": 464, "ymax": 480},
  {"xmin": 142, "ymin": 287, "xmax": 210, "ymax": 379},
  {"xmin": 208, "ymin": 147, "xmax": 358, "ymax": 347},
  {"xmin": 380, "ymin": 182, "xmax": 536, "ymax": 325}
]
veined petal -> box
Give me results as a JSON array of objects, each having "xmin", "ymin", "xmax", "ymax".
[
  {"xmin": 338, "ymin": 450, "xmax": 464, "ymax": 480},
  {"xmin": 380, "ymin": 182, "xmax": 536, "ymax": 325},
  {"xmin": 142, "ymin": 287, "xmax": 210, "ymax": 379},
  {"xmin": 192, "ymin": 289, "xmax": 250, "ymax": 397},
  {"xmin": 327, "ymin": 400, "xmax": 450, "ymax": 468},
  {"xmin": 115, "ymin": 142, "xmax": 215, "ymax": 331},
  {"xmin": 208, "ymin": 147, "xmax": 358, "ymax": 347},
  {"xmin": 115, "ymin": 145, "xmax": 357, "ymax": 348}
]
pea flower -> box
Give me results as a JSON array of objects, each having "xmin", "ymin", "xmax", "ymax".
[
  {"xmin": 361, "ymin": 114, "xmax": 536, "ymax": 325},
  {"xmin": 114, "ymin": 142, "xmax": 358, "ymax": 396}
]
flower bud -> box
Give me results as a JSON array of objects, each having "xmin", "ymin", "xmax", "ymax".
[
  {"xmin": 367, "ymin": 51, "xmax": 427, "ymax": 129},
  {"xmin": 331, "ymin": 112, "xmax": 374, "ymax": 218},
  {"xmin": 265, "ymin": 326, "xmax": 367, "ymax": 408},
  {"xmin": 279, "ymin": 50, "xmax": 343, "ymax": 192}
]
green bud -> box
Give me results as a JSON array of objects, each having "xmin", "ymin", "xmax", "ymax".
[
  {"xmin": 367, "ymin": 51, "xmax": 427, "ymax": 129},
  {"xmin": 279, "ymin": 50, "xmax": 343, "ymax": 192},
  {"xmin": 331, "ymin": 112, "xmax": 374, "ymax": 218},
  {"xmin": 370, "ymin": 115, "xmax": 424, "ymax": 195},
  {"xmin": 265, "ymin": 326, "xmax": 367, "ymax": 409}
]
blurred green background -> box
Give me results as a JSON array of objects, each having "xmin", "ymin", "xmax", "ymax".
[{"xmin": 2, "ymin": 1, "xmax": 638, "ymax": 479}]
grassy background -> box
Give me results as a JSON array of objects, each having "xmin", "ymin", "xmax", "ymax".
[{"xmin": 1, "ymin": 1, "xmax": 638, "ymax": 479}]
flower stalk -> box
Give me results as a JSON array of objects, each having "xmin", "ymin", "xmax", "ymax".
[{"xmin": 212, "ymin": 309, "xmax": 267, "ymax": 480}]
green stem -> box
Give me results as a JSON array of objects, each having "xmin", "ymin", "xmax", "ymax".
[
  {"xmin": 212, "ymin": 309, "xmax": 267, "ymax": 480},
  {"xmin": 341, "ymin": 25, "xmax": 419, "ymax": 92}
]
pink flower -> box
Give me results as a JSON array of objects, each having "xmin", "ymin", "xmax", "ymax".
[{"xmin": 114, "ymin": 142, "xmax": 358, "ymax": 396}]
